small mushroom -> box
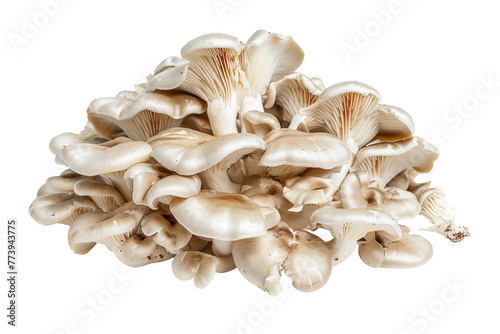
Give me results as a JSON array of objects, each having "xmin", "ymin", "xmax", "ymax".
[
  {"xmin": 311, "ymin": 207, "xmax": 402, "ymax": 265},
  {"xmin": 73, "ymin": 179, "xmax": 126, "ymax": 212},
  {"xmin": 36, "ymin": 169, "xmax": 96, "ymax": 197},
  {"xmin": 358, "ymin": 225, "xmax": 433, "ymax": 268},
  {"xmin": 145, "ymin": 56, "xmax": 190, "ymax": 92},
  {"xmin": 242, "ymin": 110, "xmax": 281, "ymax": 138},
  {"xmin": 232, "ymin": 222, "xmax": 332, "ymax": 295},
  {"xmin": 418, "ymin": 188, "xmax": 470, "ymax": 242}
]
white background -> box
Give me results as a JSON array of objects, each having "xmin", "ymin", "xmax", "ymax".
[{"xmin": 1, "ymin": 0, "xmax": 499, "ymax": 333}]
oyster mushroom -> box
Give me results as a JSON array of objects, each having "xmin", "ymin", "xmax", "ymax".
[
  {"xmin": 359, "ymin": 225, "xmax": 433, "ymax": 268},
  {"xmin": 311, "ymin": 207, "xmax": 402, "ymax": 265},
  {"xmin": 232, "ymin": 221, "xmax": 332, "ymax": 295}
]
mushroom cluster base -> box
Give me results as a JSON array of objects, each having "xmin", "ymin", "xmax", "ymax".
[{"xmin": 30, "ymin": 30, "xmax": 470, "ymax": 295}]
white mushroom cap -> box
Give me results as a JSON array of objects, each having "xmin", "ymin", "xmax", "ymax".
[
  {"xmin": 49, "ymin": 122, "xmax": 110, "ymax": 155},
  {"xmin": 74, "ymin": 179, "xmax": 126, "ymax": 212},
  {"xmin": 351, "ymin": 137, "xmax": 439, "ymax": 188},
  {"xmin": 258, "ymin": 129, "xmax": 351, "ymax": 180},
  {"xmin": 169, "ymin": 191, "xmax": 278, "ymax": 241},
  {"xmin": 240, "ymin": 175, "xmax": 288, "ymax": 210},
  {"xmin": 124, "ymin": 163, "xmax": 169, "ymax": 206},
  {"xmin": 265, "ymin": 72, "xmax": 323, "ymax": 127},
  {"xmin": 232, "ymin": 222, "xmax": 332, "ymax": 295},
  {"xmin": 36, "ymin": 169, "xmax": 96, "ymax": 197},
  {"xmin": 118, "ymin": 91, "xmax": 207, "ymax": 141},
  {"xmin": 87, "ymin": 97, "xmax": 128, "ymax": 136},
  {"xmin": 369, "ymin": 105, "xmax": 415, "ymax": 144},
  {"xmin": 68, "ymin": 201, "xmax": 150, "ymax": 254},
  {"xmin": 113, "ymin": 234, "xmax": 173, "ymax": 267},
  {"xmin": 283, "ymin": 176, "xmax": 335, "ymax": 210},
  {"xmin": 60, "ymin": 140, "xmax": 152, "ymax": 176},
  {"xmin": 311, "ymin": 207, "xmax": 401, "ymax": 265},
  {"xmin": 418, "ymin": 188, "xmax": 470, "ymax": 242},
  {"xmin": 140, "ymin": 209, "xmax": 192, "ymax": 253},
  {"xmin": 339, "ymin": 171, "xmax": 421, "ymax": 220},
  {"xmin": 242, "ymin": 110, "xmax": 281, "ymax": 138},
  {"xmin": 359, "ymin": 225, "xmax": 433, "ymax": 268},
  {"xmin": 179, "ymin": 33, "xmax": 248, "ymax": 136},
  {"xmin": 240, "ymin": 30, "xmax": 304, "ymax": 115},
  {"xmin": 29, "ymin": 193, "xmax": 99, "ymax": 226},
  {"xmin": 145, "ymin": 175, "xmax": 202, "ymax": 209},
  {"xmin": 145, "ymin": 56, "xmax": 190, "ymax": 92}
]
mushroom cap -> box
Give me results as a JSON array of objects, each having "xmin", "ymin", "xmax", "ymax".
[
  {"xmin": 169, "ymin": 191, "xmax": 275, "ymax": 241},
  {"xmin": 240, "ymin": 175, "xmax": 288, "ymax": 210},
  {"xmin": 123, "ymin": 162, "xmax": 169, "ymax": 206},
  {"xmin": 265, "ymin": 72, "xmax": 323, "ymax": 122},
  {"xmin": 242, "ymin": 110, "xmax": 281, "ymax": 138},
  {"xmin": 171, "ymin": 251, "xmax": 220, "ymax": 289},
  {"xmin": 351, "ymin": 137, "xmax": 439, "ymax": 188},
  {"xmin": 181, "ymin": 33, "xmax": 244, "ymax": 57},
  {"xmin": 232, "ymin": 222, "xmax": 332, "ymax": 295},
  {"xmin": 283, "ymin": 176, "xmax": 334, "ymax": 208},
  {"xmin": 369, "ymin": 105, "xmax": 415, "ymax": 144},
  {"xmin": 244, "ymin": 30, "xmax": 304, "ymax": 96},
  {"xmin": 145, "ymin": 174, "xmax": 202, "ymax": 209},
  {"xmin": 60, "ymin": 140, "xmax": 152, "ymax": 176},
  {"xmin": 29, "ymin": 193, "xmax": 99, "ymax": 226},
  {"xmin": 145, "ymin": 56, "xmax": 190, "ymax": 92},
  {"xmin": 359, "ymin": 226, "xmax": 433, "ymax": 268},
  {"xmin": 74, "ymin": 179, "xmax": 126, "ymax": 212},
  {"xmin": 36, "ymin": 169, "xmax": 96, "ymax": 197},
  {"xmin": 87, "ymin": 97, "xmax": 128, "ymax": 136},
  {"xmin": 311, "ymin": 207, "xmax": 402, "ymax": 241},
  {"xmin": 150, "ymin": 128, "xmax": 266, "ymax": 175},
  {"xmin": 259, "ymin": 129, "xmax": 351, "ymax": 170},
  {"xmin": 68, "ymin": 202, "xmax": 150, "ymax": 254},
  {"xmin": 141, "ymin": 209, "xmax": 192, "ymax": 253},
  {"xmin": 114, "ymin": 235, "xmax": 173, "ymax": 267}
]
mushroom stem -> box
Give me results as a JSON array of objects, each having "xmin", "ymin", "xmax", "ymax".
[
  {"xmin": 239, "ymin": 95, "xmax": 264, "ymax": 132},
  {"xmin": 207, "ymin": 98, "xmax": 239, "ymax": 136},
  {"xmin": 287, "ymin": 114, "xmax": 308, "ymax": 130},
  {"xmin": 327, "ymin": 238, "xmax": 358, "ymax": 266},
  {"xmin": 198, "ymin": 167, "xmax": 240, "ymax": 194}
]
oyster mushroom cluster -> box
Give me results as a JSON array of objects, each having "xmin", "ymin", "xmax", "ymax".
[{"xmin": 29, "ymin": 30, "xmax": 469, "ymax": 295}]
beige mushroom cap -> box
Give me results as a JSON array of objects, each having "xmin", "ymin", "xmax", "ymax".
[
  {"xmin": 283, "ymin": 176, "xmax": 335, "ymax": 209},
  {"xmin": 145, "ymin": 56, "xmax": 190, "ymax": 92},
  {"xmin": 29, "ymin": 193, "xmax": 99, "ymax": 226},
  {"xmin": 68, "ymin": 202, "xmax": 150, "ymax": 254},
  {"xmin": 36, "ymin": 169, "xmax": 96, "ymax": 197},
  {"xmin": 233, "ymin": 222, "xmax": 332, "ymax": 295},
  {"xmin": 258, "ymin": 129, "xmax": 351, "ymax": 179},
  {"xmin": 150, "ymin": 128, "xmax": 265, "ymax": 175},
  {"xmin": 140, "ymin": 209, "xmax": 192, "ymax": 253},
  {"xmin": 74, "ymin": 179, "xmax": 126, "ymax": 212},
  {"xmin": 169, "ymin": 191, "xmax": 277, "ymax": 241},
  {"xmin": 242, "ymin": 110, "xmax": 281, "ymax": 138},
  {"xmin": 87, "ymin": 97, "xmax": 128, "ymax": 136},
  {"xmin": 359, "ymin": 225, "xmax": 433, "ymax": 268},
  {"xmin": 145, "ymin": 174, "xmax": 202, "ymax": 209},
  {"xmin": 117, "ymin": 91, "xmax": 207, "ymax": 141},
  {"xmin": 60, "ymin": 140, "xmax": 152, "ymax": 176},
  {"xmin": 351, "ymin": 137, "xmax": 439, "ymax": 188},
  {"xmin": 171, "ymin": 251, "xmax": 222, "ymax": 289},
  {"xmin": 114, "ymin": 234, "xmax": 173, "ymax": 267}
]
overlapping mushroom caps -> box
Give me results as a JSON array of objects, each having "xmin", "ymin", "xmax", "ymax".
[{"xmin": 30, "ymin": 29, "xmax": 469, "ymax": 295}]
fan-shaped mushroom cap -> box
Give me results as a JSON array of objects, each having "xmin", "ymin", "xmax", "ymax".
[
  {"xmin": 240, "ymin": 175, "xmax": 288, "ymax": 210},
  {"xmin": 87, "ymin": 97, "xmax": 128, "ymax": 136},
  {"xmin": 359, "ymin": 225, "xmax": 433, "ymax": 268},
  {"xmin": 114, "ymin": 234, "xmax": 173, "ymax": 267},
  {"xmin": 283, "ymin": 176, "xmax": 334, "ymax": 210},
  {"xmin": 49, "ymin": 123, "xmax": 110, "ymax": 155},
  {"xmin": 117, "ymin": 91, "xmax": 207, "ymax": 141},
  {"xmin": 351, "ymin": 137, "xmax": 439, "ymax": 188},
  {"xmin": 311, "ymin": 207, "xmax": 401, "ymax": 265},
  {"xmin": 233, "ymin": 222, "xmax": 332, "ymax": 296},
  {"xmin": 179, "ymin": 33, "xmax": 248, "ymax": 136},
  {"xmin": 265, "ymin": 72, "xmax": 323, "ymax": 127},
  {"xmin": 418, "ymin": 188, "xmax": 470, "ymax": 242},
  {"xmin": 124, "ymin": 163, "xmax": 168, "ymax": 206},
  {"xmin": 150, "ymin": 128, "xmax": 265, "ymax": 192},
  {"xmin": 169, "ymin": 191, "xmax": 279, "ymax": 241},
  {"xmin": 74, "ymin": 179, "xmax": 126, "ymax": 212},
  {"xmin": 68, "ymin": 202, "xmax": 150, "ymax": 255},
  {"xmin": 140, "ymin": 209, "xmax": 192, "ymax": 253},
  {"xmin": 242, "ymin": 110, "xmax": 281, "ymax": 138},
  {"xmin": 36, "ymin": 169, "xmax": 96, "ymax": 197},
  {"xmin": 368, "ymin": 105, "xmax": 415, "ymax": 144},
  {"xmin": 258, "ymin": 129, "xmax": 351, "ymax": 180},
  {"xmin": 339, "ymin": 171, "xmax": 421, "ymax": 220},
  {"xmin": 29, "ymin": 193, "xmax": 99, "ymax": 226},
  {"xmin": 145, "ymin": 175, "xmax": 202, "ymax": 209},
  {"xmin": 145, "ymin": 56, "xmax": 189, "ymax": 92},
  {"xmin": 150, "ymin": 128, "xmax": 265, "ymax": 175},
  {"xmin": 240, "ymin": 30, "xmax": 304, "ymax": 114},
  {"xmin": 60, "ymin": 139, "xmax": 152, "ymax": 176}
]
